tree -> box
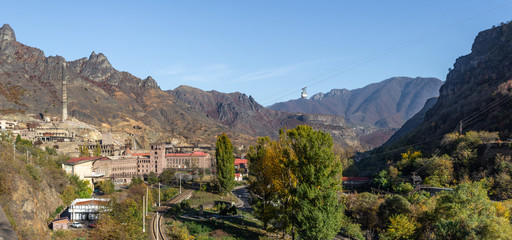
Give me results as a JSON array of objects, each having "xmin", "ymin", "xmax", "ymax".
[
  {"xmin": 378, "ymin": 195, "xmax": 411, "ymax": 227},
  {"xmin": 215, "ymin": 133, "xmax": 235, "ymax": 194},
  {"xmin": 380, "ymin": 214, "xmax": 418, "ymax": 240},
  {"xmin": 247, "ymin": 125, "xmax": 344, "ymax": 240},
  {"xmin": 430, "ymin": 181, "xmax": 512, "ymax": 239},
  {"xmin": 159, "ymin": 168, "xmax": 176, "ymax": 186},
  {"xmin": 97, "ymin": 180, "xmax": 115, "ymax": 194},
  {"xmin": 79, "ymin": 145, "xmax": 90, "ymax": 157},
  {"xmin": 287, "ymin": 125, "xmax": 344, "ymax": 240},
  {"xmin": 147, "ymin": 171, "xmax": 158, "ymax": 185},
  {"xmin": 247, "ymin": 137, "xmax": 284, "ymax": 230},
  {"xmin": 93, "ymin": 143, "xmax": 102, "ymax": 157},
  {"xmin": 130, "ymin": 176, "xmax": 144, "ymax": 186}
]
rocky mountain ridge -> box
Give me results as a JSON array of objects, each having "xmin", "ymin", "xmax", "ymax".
[
  {"xmin": 268, "ymin": 77, "xmax": 443, "ymax": 129},
  {"xmin": 0, "ymin": 24, "xmax": 369, "ymax": 150}
]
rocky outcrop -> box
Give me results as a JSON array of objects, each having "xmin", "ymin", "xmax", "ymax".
[
  {"xmin": 383, "ymin": 21, "xmax": 512, "ymax": 153},
  {"xmin": 269, "ymin": 77, "xmax": 443, "ymax": 129}
]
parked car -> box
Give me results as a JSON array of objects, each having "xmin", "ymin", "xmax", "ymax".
[
  {"xmin": 70, "ymin": 222, "xmax": 82, "ymax": 228},
  {"xmin": 88, "ymin": 222, "xmax": 97, "ymax": 228}
]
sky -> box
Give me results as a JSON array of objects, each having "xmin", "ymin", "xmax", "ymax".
[{"xmin": 1, "ymin": 1, "xmax": 512, "ymax": 106}]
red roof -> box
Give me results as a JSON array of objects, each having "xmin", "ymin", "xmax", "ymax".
[
  {"xmin": 51, "ymin": 217, "xmax": 70, "ymax": 224},
  {"xmin": 235, "ymin": 158, "xmax": 248, "ymax": 165},
  {"xmin": 165, "ymin": 152, "xmax": 209, "ymax": 157},
  {"xmin": 75, "ymin": 200, "xmax": 108, "ymax": 206},
  {"xmin": 66, "ymin": 156, "xmax": 108, "ymax": 164}
]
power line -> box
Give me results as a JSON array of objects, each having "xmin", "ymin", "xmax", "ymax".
[{"xmin": 260, "ymin": 1, "xmax": 512, "ymax": 106}]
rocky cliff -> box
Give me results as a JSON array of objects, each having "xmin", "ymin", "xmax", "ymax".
[
  {"xmin": 383, "ymin": 21, "xmax": 512, "ymax": 153},
  {"xmin": 268, "ymin": 77, "xmax": 443, "ymax": 129}
]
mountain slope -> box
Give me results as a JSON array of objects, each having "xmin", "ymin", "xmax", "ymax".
[
  {"xmin": 0, "ymin": 24, "xmax": 366, "ymax": 150},
  {"xmin": 268, "ymin": 77, "xmax": 443, "ymax": 128},
  {"xmin": 383, "ymin": 22, "xmax": 512, "ymax": 154}
]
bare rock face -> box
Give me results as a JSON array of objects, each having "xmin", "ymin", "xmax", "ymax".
[{"xmin": 385, "ymin": 22, "xmax": 512, "ymax": 151}]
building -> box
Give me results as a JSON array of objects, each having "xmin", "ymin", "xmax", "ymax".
[
  {"xmin": 234, "ymin": 158, "xmax": 248, "ymax": 174},
  {"xmin": 62, "ymin": 156, "xmax": 109, "ymax": 188},
  {"xmin": 0, "ymin": 120, "xmax": 17, "ymax": 130},
  {"xmin": 68, "ymin": 198, "xmax": 109, "ymax": 221},
  {"xmin": 109, "ymin": 156, "xmax": 138, "ymax": 184},
  {"xmin": 50, "ymin": 217, "xmax": 70, "ymax": 231},
  {"xmin": 146, "ymin": 143, "xmax": 213, "ymax": 174}
]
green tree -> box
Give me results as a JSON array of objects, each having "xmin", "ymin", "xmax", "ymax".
[
  {"xmin": 159, "ymin": 168, "xmax": 176, "ymax": 186},
  {"xmin": 378, "ymin": 195, "xmax": 411, "ymax": 226},
  {"xmin": 93, "ymin": 143, "xmax": 102, "ymax": 157},
  {"xmin": 430, "ymin": 181, "xmax": 512, "ymax": 239},
  {"xmin": 215, "ymin": 133, "xmax": 235, "ymax": 195},
  {"xmin": 147, "ymin": 171, "xmax": 158, "ymax": 185},
  {"xmin": 130, "ymin": 176, "xmax": 144, "ymax": 186},
  {"xmin": 286, "ymin": 125, "xmax": 344, "ymax": 240},
  {"xmin": 68, "ymin": 174, "xmax": 92, "ymax": 198},
  {"xmin": 97, "ymin": 180, "xmax": 115, "ymax": 194}
]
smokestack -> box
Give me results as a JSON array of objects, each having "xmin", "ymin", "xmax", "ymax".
[{"xmin": 62, "ymin": 62, "xmax": 68, "ymax": 122}]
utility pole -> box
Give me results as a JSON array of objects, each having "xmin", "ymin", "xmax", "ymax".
[
  {"xmin": 142, "ymin": 195, "xmax": 145, "ymax": 233},
  {"xmin": 156, "ymin": 212, "xmax": 159, "ymax": 240},
  {"xmin": 179, "ymin": 174, "xmax": 182, "ymax": 194},
  {"xmin": 146, "ymin": 186, "xmax": 149, "ymax": 216},
  {"xmin": 459, "ymin": 120, "xmax": 463, "ymax": 134},
  {"xmin": 158, "ymin": 182, "xmax": 161, "ymax": 207}
]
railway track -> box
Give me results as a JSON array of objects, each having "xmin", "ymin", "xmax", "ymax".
[
  {"xmin": 151, "ymin": 213, "xmax": 167, "ymax": 240},
  {"xmin": 167, "ymin": 189, "xmax": 194, "ymax": 205}
]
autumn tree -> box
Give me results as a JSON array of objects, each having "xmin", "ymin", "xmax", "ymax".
[
  {"xmin": 248, "ymin": 125, "xmax": 344, "ymax": 240},
  {"xmin": 429, "ymin": 181, "xmax": 512, "ymax": 239},
  {"xmin": 93, "ymin": 143, "xmax": 102, "ymax": 157},
  {"xmin": 247, "ymin": 137, "xmax": 284, "ymax": 230},
  {"xmin": 215, "ymin": 133, "xmax": 235, "ymax": 195},
  {"xmin": 79, "ymin": 145, "xmax": 90, "ymax": 157}
]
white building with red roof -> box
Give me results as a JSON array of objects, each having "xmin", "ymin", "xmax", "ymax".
[{"xmin": 68, "ymin": 198, "xmax": 110, "ymax": 221}]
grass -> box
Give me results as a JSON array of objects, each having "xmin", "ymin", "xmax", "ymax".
[{"xmin": 188, "ymin": 190, "xmax": 238, "ymax": 207}]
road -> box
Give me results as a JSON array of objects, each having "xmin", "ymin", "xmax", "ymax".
[
  {"xmin": 232, "ymin": 185, "xmax": 251, "ymax": 211},
  {"xmin": 0, "ymin": 208, "xmax": 18, "ymax": 240}
]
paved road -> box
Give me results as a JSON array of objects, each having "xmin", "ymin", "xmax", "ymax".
[
  {"xmin": 232, "ymin": 185, "xmax": 251, "ymax": 210},
  {"xmin": 0, "ymin": 208, "xmax": 18, "ymax": 240}
]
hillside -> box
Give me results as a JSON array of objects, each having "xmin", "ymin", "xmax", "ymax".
[
  {"xmin": 0, "ymin": 24, "xmax": 369, "ymax": 150},
  {"xmin": 268, "ymin": 77, "xmax": 443, "ymax": 128},
  {"xmin": 382, "ymin": 22, "xmax": 512, "ymax": 154}
]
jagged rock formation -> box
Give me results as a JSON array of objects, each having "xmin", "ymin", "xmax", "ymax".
[
  {"xmin": 0, "ymin": 24, "xmax": 367, "ymax": 150},
  {"xmin": 168, "ymin": 85, "xmax": 363, "ymax": 149},
  {"xmin": 268, "ymin": 77, "xmax": 443, "ymax": 128},
  {"xmin": 383, "ymin": 21, "xmax": 512, "ymax": 153}
]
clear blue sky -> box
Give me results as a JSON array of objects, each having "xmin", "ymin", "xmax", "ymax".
[{"xmin": 2, "ymin": 1, "xmax": 512, "ymax": 106}]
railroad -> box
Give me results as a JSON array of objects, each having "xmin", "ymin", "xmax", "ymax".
[{"xmin": 150, "ymin": 213, "xmax": 167, "ymax": 240}]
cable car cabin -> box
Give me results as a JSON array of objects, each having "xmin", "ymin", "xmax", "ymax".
[{"xmin": 301, "ymin": 87, "xmax": 308, "ymax": 99}]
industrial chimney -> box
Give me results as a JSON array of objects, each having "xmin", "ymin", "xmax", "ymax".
[{"xmin": 62, "ymin": 62, "xmax": 68, "ymax": 122}]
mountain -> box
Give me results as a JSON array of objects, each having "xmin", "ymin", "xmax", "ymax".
[
  {"xmin": 383, "ymin": 21, "xmax": 512, "ymax": 154},
  {"xmin": 268, "ymin": 77, "xmax": 443, "ymax": 128},
  {"xmin": 0, "ymin": 24, "xmax": 366, "ymax": 150}
]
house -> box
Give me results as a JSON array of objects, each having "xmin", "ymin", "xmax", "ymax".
[
  {"xmin": 68, "ymin": 198, "xmax": 110, "ymax": 221},
  {"xmin": 50, "ymin": 217, "xmax": 70, "ymax": 231},
  {"xmin": 234, "ymin": 158, "xmax": 248, "ymax": 174}
]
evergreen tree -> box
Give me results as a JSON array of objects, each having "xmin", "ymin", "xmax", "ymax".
[{"xmin": 215, "ymin": 133, "xmax": 235, "ymax": 195}]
